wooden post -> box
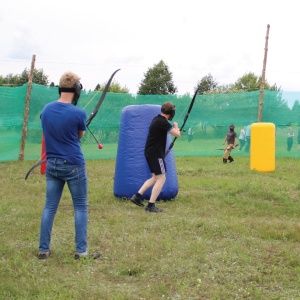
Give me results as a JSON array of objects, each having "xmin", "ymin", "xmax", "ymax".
[
  {"xmin": 19, "ymin": 54, "xmax": 36, "ymax": 161},
  {"xmin": 258, "ymin": 24, "xmax": 270, "ymax": 122}
]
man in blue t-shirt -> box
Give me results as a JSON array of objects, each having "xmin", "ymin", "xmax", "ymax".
[
  {"xmin": 130, "ymin": 102, "xmax": 181, "ymax": 212},
  {"xmin": 38, "ymin": 71, "xmax": 100, "ymax": 260}
]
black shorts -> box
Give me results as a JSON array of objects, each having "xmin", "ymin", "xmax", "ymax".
[{"xmin": 146, "ymin": 157, "xmax": 166, "ymax": 175}]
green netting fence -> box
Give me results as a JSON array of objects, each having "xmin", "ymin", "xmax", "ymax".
[{"xmin": 1, "ymin": 83, "xmax": 300, "ymax": 162}]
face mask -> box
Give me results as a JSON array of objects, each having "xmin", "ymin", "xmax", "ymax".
[
  {"xmin": 58, "ymin": 81, "xmax": 83, "ymax": 106},
  {"xmin": 169, "ymin": 108, "xmax": 176, "ymax": 121},
  {"xmin": 71, "ymin": 82, "xmax": 83, "ymax": 106}
]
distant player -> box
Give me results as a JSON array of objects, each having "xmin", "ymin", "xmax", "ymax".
[{"xmin": 222, "ymin": 124, "xmax": 237, "ymax": 163}]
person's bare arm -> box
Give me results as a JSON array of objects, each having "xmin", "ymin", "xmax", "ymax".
[
  {"xmin": 78, "ymin": 131, "xmax": 85, "ymax": 140},
  {"xmin": 169, "ymin": 122, "xmax": 181, "ymax": 137},
  {"xmin": 233, "ymin": 137, "xmax": 237, "ymax": 148}
]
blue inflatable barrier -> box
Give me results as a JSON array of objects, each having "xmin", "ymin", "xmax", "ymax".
[{"xmin": 113, "ymin": 104, "xmax": 178, "ymax": 200}]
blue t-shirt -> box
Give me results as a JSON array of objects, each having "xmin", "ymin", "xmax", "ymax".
[
  {"xmin": 245, "ymin": 125, "xmax": 251, "ymax": 137},
  {"xmin": 41, "ymin": 101, "xmax": 87, "ymax": 164}
]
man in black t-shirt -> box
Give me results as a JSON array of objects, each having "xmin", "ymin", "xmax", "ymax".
[
  {"xmin": 130, "ymin": 102, "xmax": 181, "ymax": 212},
  {"xmin": 222, "ymin": 124, "xmax": 237, "ymax": 164}
]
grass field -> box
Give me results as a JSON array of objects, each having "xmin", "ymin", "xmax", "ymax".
[{"xmin": 1, "ymin": 156, "xmax": 300, "ymax": 299}]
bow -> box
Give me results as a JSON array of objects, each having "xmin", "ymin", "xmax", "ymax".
[
  {"xmin": 24, "ymin": 157, "xmax": 47, "ymax": 180},
  {"xmin": 165, "ymin": 88, "xmax": 199, "ymax": 157},
  {"xmin": 25, "ymin": 69, "xmax": 121, "ymax": 180},
  {"xmin": 86, "ymin": 69, "xmax": 120, "ymax": 127},
  {"xmin": 216, "ymin": 144, "xmax": 239, "ymax": 150},
  {"xmin": 85, "ymin": 68, "xmax": 120, "ymax": 148}
]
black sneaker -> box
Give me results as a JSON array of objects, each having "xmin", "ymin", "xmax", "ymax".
[
  {"xmin": 145, "ymin": 205, "xmax": 163, "ymax": 212},
  {"xmin": 228, "ymin": 156, "xmax": 234, "ymax": 163},
  {"xmin": 74, "ymin": 252, "xmax": 101, "ymax": 260},
  {"xmin": 130, "ymin": 194, "xmax": 144, "ymax": 207},
  {"xmin": 38, "ymin": 251, "xmax": 51, "ymax": 259}
]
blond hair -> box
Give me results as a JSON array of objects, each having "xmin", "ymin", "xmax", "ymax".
[{"xmin": 59, "ymin": 72, "xmax": 81, "ymax": 88}]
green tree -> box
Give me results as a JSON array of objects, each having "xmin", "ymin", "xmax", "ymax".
[
  {"xmin": 0, "ymin": 68, "xmax": 49, "ymax": 86},
  {"xmin": 137, "ymin": 60, "xmax": 177, "ymax": 95},
  {"xmin": 94, "ymin": 81, "xmax": 129, "ymax": 93},
  {"xmin": 194, "ymin": 73, "xmax": 218, "ymax": 94},
  {"xmin": 291, "ymin": 100, "xmax": 300, "ymax": 125},
  {"xmin": 233, "ymin": 72, "xmax": 280, "ymax": 92},
  {"xmin": 19, "ymin": 68, "xmax": 49, "ymax": 85},
  {"xmin": 0, "ymin": 73, "xmax": 21, "ymax": 86}
]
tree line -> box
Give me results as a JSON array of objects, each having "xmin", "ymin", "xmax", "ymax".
[{"xmin": 0, "ymin": 59, "xmax": 280, "ymax": 95}]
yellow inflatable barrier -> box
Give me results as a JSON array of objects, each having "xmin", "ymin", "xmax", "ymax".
[{"xmin": 250, "ymin": 122, "xmax": 275, "ymax": 172}]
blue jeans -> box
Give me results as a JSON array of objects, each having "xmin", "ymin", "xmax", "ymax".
[{"xmin": 39, "ymin": 158, "xmax": 88, "ymax": 254}]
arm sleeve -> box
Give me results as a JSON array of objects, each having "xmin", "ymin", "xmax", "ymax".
[{"xmin": 78, "ymin": 110, "xmax": 87, "ymax": 131}]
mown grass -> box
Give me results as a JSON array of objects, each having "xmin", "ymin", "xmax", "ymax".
[{"xmin": 1, "ymin": 156, "xmax": 300, "ymax": 299}]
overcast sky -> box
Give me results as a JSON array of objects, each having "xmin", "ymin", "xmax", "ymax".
[{"xmin": 1, "ymin": 0, "xmax": 299, "ymax": 95}]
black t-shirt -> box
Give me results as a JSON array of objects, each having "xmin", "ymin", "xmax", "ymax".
[
  {"xmin": 144, "ymin": 114, "xmax": 172, "ymax": 158},
  {"xmin": 226, "ymin": 130, "xmax": 237, "ymax": 144}
]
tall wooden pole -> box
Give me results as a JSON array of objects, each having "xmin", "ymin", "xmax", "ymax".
[
  {"xmin": 19, "ymin": 54, "xmax": 36, "ymax": 161},
  {"xmin": 258, "ymin": 24, "xmax": 270, "ymax": 122}
]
